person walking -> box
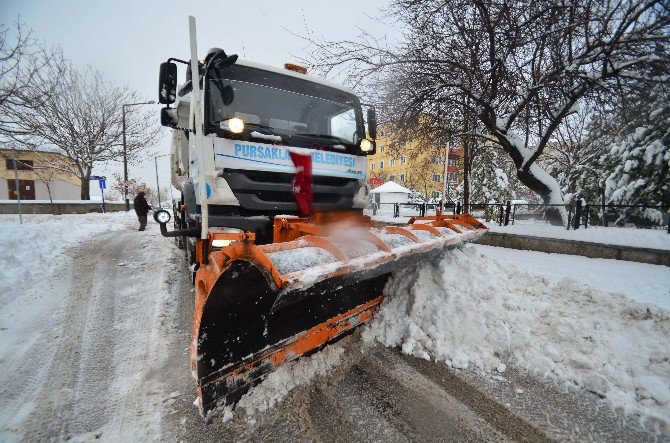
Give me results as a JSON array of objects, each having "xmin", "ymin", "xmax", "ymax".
[{"xmin": 133, "ymin": 191, "xmax": 152, "ymax": 231}]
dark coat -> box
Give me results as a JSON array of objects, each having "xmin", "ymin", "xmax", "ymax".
[{"xmin": 133, "ymin": 194, "xmax": 152, "ymax": 216}]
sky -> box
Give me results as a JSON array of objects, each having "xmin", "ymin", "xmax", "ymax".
[{"xmin": 0, "ymin": 0, "xmax": 395, "ymax": 199}]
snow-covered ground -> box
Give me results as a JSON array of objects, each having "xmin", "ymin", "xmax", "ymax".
[
  {"xmin": 489, "ymin": 222, "xmax": 670, "ymax": 251},
  {"xmin": 363, "ymin": 244, "xmax": 670, "ymax": 434},
  {"xmin": 2, "ymin": 212, "xmax": 668, "ymax": 438},
  {"xmin": 0, "ymin": 213, "xmax": 132, "ymax": 305},
  {"xmin": 0, "ymin": 212, "xmax": 179, "ymax": 441},
  {"xmin": 477, "ymin": 245, "xmax": 670, "ymax": 310}
]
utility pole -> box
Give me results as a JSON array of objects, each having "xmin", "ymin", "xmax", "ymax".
[
  {"xmin": 122, "ymin": 105, "xmax": 127, "ymax": 211},
  {"xmin": 122, "ymin": 100, "xmax": 156, "ymax": 211}
]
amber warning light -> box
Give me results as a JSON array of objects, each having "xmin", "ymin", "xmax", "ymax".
[{"xmin": 284, "ymin": 63, "xmax": 308, "ymax": 74}]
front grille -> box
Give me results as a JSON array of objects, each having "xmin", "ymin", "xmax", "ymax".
[
  {"xmin": 222, "ymin": 168, "xmax": 360, "ymax": 212},
  {"xmin": 236, "ymin": 169, "xmax": 354, "ymax": 187}
]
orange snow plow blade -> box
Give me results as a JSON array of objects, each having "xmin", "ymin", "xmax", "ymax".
[{"xmin": 191, "ymin": 213, "xmax": 487, "ymax": 416}]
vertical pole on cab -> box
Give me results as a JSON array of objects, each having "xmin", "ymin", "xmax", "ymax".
[{"xmin": 188, "ymin": 16, "xmax": 208, "ymax": 241}]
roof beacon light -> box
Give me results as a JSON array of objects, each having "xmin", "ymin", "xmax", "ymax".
[{"xmin": 284, "ymin": 63, "xmax": 308, "ymax": 74}]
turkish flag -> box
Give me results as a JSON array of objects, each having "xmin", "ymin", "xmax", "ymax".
[{"xmin": 289, "ymin": 151, "xmax": 313, "ymax": 216}]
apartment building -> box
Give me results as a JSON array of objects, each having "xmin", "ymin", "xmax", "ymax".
[{"xmin": 367, "ymin": 135, "xmax": 462, "ymax": 200}]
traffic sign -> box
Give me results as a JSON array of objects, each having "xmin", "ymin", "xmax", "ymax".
[{"xmin": 99, "ymin": 179, "xmax": 106, "ymax": 189}]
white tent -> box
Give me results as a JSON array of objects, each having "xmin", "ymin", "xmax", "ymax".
[{"xmin": 370, "ymin": 181, "xmax": 412, "ymax": 204}]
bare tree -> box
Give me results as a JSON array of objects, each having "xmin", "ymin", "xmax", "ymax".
[
  {"xmin": 111, "ymin": 172, "xmax": 153, "ymax": 203},
  {"xmin": 11, "ymin": 66, "xmax": 161, "ymax": 199},
  {"xmin": 305, "ymin": 0, "xmax": 670, "ymax": 224},
  {"xmin": 0, "ymin": 19, "xmax": 65, "ymax": 139}
]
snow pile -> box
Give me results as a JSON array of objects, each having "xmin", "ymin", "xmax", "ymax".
[
  {"xmin": 232, "ymin": 344, "xmax": 345, "ymax": 419},
  {"xmin": 478, "ymin": 245, "xmax": 670, "ymax": 311},
  {"xmin": 0, "ymin": 213, "xmax": 133, "ymax": 304},
  {"xmin": 362, "ymin": 245, "xmax": 670, "ymax": 434}
]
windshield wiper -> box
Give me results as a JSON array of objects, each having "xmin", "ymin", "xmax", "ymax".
[
  {"xmin": 244, "ymin": 123, "xmax": 285, "ymax": 143},
  {"xmin": 293, "ymin": 133, "xmax": 352, "ymax": 145}
]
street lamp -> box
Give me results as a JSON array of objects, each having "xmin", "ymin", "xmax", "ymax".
[
  {"xmin": 122, "ymin": 100, "xmax": 156, "ymax": 211},
  {"xmin": 154, "ymin": 153, "xmax": 170, "ymax": 209}
]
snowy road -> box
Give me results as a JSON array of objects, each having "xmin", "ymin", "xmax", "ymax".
[{"xmin": 0, "ymin": 216, "xmax": 663, "ymax": 441}]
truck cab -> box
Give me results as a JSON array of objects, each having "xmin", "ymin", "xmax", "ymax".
[{"xmin": 158, "ymin": 49, "xmax": 377, "ymax": 252}]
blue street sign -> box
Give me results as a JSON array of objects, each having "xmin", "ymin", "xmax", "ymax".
[{"xmin": 99, "ymin": 179, "xmax": 106, "ymax": 189}]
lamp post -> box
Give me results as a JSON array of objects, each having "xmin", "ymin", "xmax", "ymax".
[
  {"xmin": 154, "ymin": 153, "xmax": 170, "ymax": 208},
  {"xmin": 122, "ymin": 100, "xmax": 155, "ymax": 211}
]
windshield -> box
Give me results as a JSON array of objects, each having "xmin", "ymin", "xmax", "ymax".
[{"xmin": 206, "ymin": 66, "xmax": 364, "ymax": 150}]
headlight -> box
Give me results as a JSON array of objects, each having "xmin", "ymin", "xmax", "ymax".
[
  {"xmin": 154, "ymin": 209, "xmax": 171, "ymax": 224},
  {"xmin": 360, "ymin": 138, "xmax": 373, "ymax": 152},
  {"xmin": 221, "ymin": 117, "xmax": 245, "ymax": 134}
]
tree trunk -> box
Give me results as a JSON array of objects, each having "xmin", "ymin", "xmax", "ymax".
[
  {"xmin": 490, "ymin": 126, "xmax": 566, "ymax": 226},
  {"xmin": 516, "ymin": 164, "xmax": 565, "ymax": 225},
  {"xmin": 463, "ymin": 137, "xmax": 470, "ymax": 212},
  {"xmin": 80, "ymin": 177, "xmax": 90, "ymax": 200},
  {"xmin": 44, "ymin": 181, "xmax": 56, "ymax": 215}
]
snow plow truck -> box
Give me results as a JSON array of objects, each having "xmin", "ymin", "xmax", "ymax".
[{"xmin": 154, "ymin": 16, "xmax": 487, "ymax": 417}]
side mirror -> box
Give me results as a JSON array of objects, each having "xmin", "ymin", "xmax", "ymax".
[
  {"xmin": 158, "ymin": 62, "xmax": 178, "ymax": 104},
  {"xmin": 160, "ymin": 107, "xmax": 176, "ymax": 127},
  {"xmin": 367, "ymin": 107, "xmax": 377, "ymax": 140},
  {"xmin": 213, "ymin": 54, "xmax": 238, "ymax": 70}
]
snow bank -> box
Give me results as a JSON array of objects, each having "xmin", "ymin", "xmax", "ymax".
[
  {"xmin": 477, "ymin": 245, "xmax": 670, "ymax": 311},
  {"xmin": 489, "ymin": 222, "xmax": 670, "ymax": 251},
  {"xmin": 0, "ymin": 213, "xmax": 133, "ymax": 305},
  {"xmin": 363, "ymin": 245, "xmax": 670, "ymax": 434}
]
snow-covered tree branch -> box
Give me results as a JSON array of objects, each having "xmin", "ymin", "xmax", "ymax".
[{"xmin": 303, "ymin": 0, "xmax": 670, "ymax": 224}]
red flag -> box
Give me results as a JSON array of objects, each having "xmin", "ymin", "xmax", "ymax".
[{"xmin": 289, "ymin": 151, "xmax": 313, "ymax": 216}]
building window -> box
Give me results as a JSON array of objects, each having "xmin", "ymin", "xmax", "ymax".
[
  {"xmin": 400, "ymin": 173, "xmax": 405, "ymax": 183},
  {"xmin": 433, "ymin": 156, "xmax": 442, "ymax": 165},
  {"xmin": 371, "ymin": 163, "xmax": 375, "ymax": 171},
  {"xmin": 6, "ymin": 159, "xmax": 33, "ymax": 170},
  {"xmin": 390, "ymin": 158, "xmax": 396, "ymax": 167},
  {"xmin": 380, "ymin": 145, "xmax": 385, "ymax": 153},
  {"xmin": 379, "ymin": 161, "xmax": 384, "ymax": 169},
  {"xmin": 432, "ymin": 174, "xmax": 442, "ymax": 182},
  {"xmin": 448, "ymin": 172, "xmax": 456, "ymax": 182},
  {"xmin": 432, "ymin": 191, "xmax": 441, "ymax": 199},
  {"xmin": 389, "ymin": 175, "xmax": 395, "ymax": 182},
  {"xmin": 401, "ymin": 156, "xmax": 406, "ymax": 164}
]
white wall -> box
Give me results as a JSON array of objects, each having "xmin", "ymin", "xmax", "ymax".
[
  {"xmin": 2, "ymin": 179, "xmax": 81, "ymax": 200},
  {"xmin": 378, "ymin": 192, "xmax": 409, "ymax": 204}
]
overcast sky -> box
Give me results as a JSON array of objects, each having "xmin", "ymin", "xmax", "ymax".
[{"xmin": 0, "ymin": 0, "xmax": 394, "ymax": 199}]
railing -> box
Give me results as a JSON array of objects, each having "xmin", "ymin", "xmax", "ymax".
[{"xmin": 366, "ymin": 200, "xmax": 669, "ymax": 232}]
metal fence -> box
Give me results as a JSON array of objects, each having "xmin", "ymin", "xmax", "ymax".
[{"xmin": 366, "ymin": 200, "xmax": 669, "ymax": 232}]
